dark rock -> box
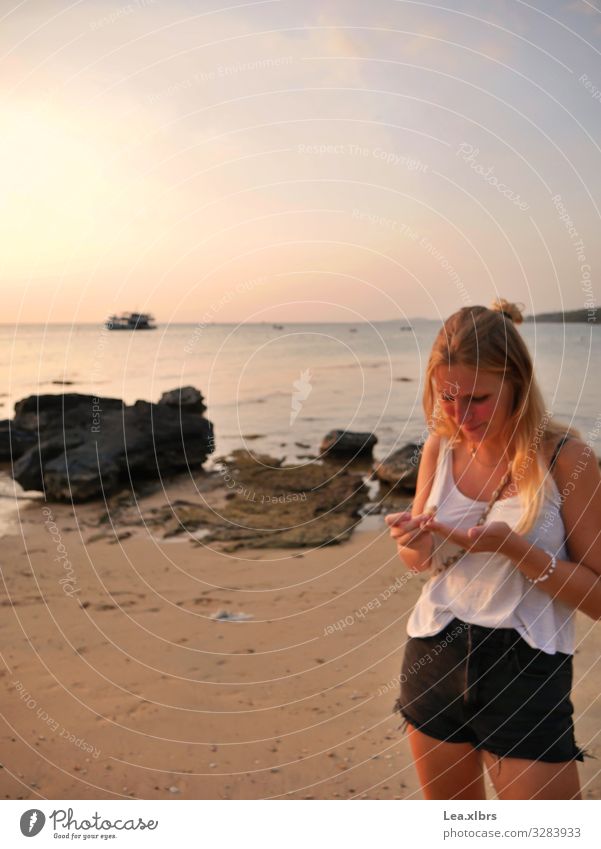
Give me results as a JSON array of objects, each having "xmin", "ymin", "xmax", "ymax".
[
  {"xmin": 42, "ymin": 451, "xmax": 122, "ymax": 502},
  {"xmin": 159, "ymin": 386, "xmax": 206, "ymax": 415},
  {"xmin": 373, "ymin": 442, "xmax": 422, "ymax": 491},
  {"xmin": 13, "ymin": 434, "xmax": 85, "ymax": 491},
  {"xmin": 10, "ymin": 389, "xmax": 214, "ymax": 502},
  {"xmin": 14, "ymin": 394, "xmax": 124, "ymax": 433},
  {"xmin": 0, "ymin": 420, "xmax": 38, "ymax": 462},
  {"xmin": 320, "ymin": 430, "xmax": 378, "ymax": 457}
]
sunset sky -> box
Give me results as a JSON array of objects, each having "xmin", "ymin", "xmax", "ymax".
[{"xmin": 1, "ymin": 0, "xmax": 600, "ymax": 323}]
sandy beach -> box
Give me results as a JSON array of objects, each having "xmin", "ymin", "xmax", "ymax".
[
  {"xmin": 1, "ymin": 486, "xmax": 600, "ymax": 801},
  {"xmin": 3, "ymin": 0, "xmax": 601, "ymax": 818}
]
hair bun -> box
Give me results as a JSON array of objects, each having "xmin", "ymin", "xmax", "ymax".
[{"xmin": 490, "ymin": 298, "xmax": 524, "ymax": 325}]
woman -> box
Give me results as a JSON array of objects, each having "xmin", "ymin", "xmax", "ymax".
[{"xmin": 386, "ymin": 299, "xmax": 601, "ymax": 800}]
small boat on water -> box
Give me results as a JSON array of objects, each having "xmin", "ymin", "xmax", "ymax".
[{"xmin": 105, "ymin": 312, "xmax": 157, "ymax": 330}]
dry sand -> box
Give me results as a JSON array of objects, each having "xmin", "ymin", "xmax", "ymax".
[{"xmin": 1, "ymin": 494, "xmax": 600, "ymax": 800}]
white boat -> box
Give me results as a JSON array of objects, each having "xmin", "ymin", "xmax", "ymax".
[{"xmin": 105, "ymin": 312, "xmax": 157, "ymax": 330}]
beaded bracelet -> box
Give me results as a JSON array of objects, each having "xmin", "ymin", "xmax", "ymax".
[{"xmin": 526, "ymin": 551, "xmax": 557, "ymax": 584}]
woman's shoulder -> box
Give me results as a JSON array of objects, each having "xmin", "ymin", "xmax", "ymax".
[
  {"xmin": 417, "ymin": 432, "xmax": 452, "ymax": 480},
  {"xmin": 420, "ymin": 432, "xmax": 445, "ymax": 462},
  {"xmin": 540, "ymin": 431, "xmax": 585, "ymax": 471}
]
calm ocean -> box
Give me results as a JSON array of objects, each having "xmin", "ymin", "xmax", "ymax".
[{"xmin": 1, "ymin": 320, "xmax": 600, "ymax": 528}]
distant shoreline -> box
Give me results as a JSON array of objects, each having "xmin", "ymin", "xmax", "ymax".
[{"xmin": 524, "ymin": 308, "xmax": 598, "ymax": 323}]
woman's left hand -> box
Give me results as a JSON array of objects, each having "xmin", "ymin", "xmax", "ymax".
[{"xmin": 421, "ymin": 517, "xmax": 516, "ymax": 556}]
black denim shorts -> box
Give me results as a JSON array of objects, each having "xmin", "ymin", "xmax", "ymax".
[{"xmin": 393, "ymin": 618, "xmax": 588, "ymax": 763}]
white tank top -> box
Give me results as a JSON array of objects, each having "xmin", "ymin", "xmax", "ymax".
[{"xmin": 407, "ymin": 437, "xmax": 575, "ymax": 654}]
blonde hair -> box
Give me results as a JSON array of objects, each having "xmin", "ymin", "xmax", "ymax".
[{"xmin": 423, "ymin": 298, "xmax": 580, "ymax": 533}]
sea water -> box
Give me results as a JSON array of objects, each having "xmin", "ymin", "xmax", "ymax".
[{"xmin": 1, "ymin": 319, "xmax": 599, "ymax": 523}]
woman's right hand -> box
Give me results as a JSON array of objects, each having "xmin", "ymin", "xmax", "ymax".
[{"xmin": 385, "ymin": 511, "xmax": 434, "ymax": 569}]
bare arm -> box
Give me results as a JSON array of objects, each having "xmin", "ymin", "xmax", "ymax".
[
  {"xmin": 387, "ymin": 434, "xmax": 440, "ymax": 572},
  {"xmin": 504, "ymin": 438, "xmax": 601, "ymax": 620}
]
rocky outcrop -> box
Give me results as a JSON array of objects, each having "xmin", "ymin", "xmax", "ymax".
[
  {"xmin": 158, "ymin": 386, "xmax": 207, "ymax": 414},
  {"xmin": 320, "ymin": 429, "xmax": 378, "ymax": 458},
  {"xmin": 154, "ymin": 449, "xmax": 367, "ymax": 551},
  {"xmin": 373, "ymin": 442, "xmax": 422, "ymax": 491},
  {"xmin": 0, "ymin": 420, "xmax": 37, "ymax": 462},
  {"xmin": 9, "ymin": 389, "xmax": 214, "ymax": 501},
  {"xmin": 13, "ymin": 393, "xmax": 124, "ymax": 432}
]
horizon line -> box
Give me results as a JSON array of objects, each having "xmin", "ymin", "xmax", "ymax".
[{"xmin": 0, "ymin": 314, "xmax": 569, "ymax": 326}]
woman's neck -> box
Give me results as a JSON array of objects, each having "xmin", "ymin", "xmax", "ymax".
[{"xmin": 462, "ymin": 436, "xmax": 512, "ymax": 467}]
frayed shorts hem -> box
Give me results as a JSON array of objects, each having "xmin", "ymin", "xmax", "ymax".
[
  {"xmin": 393, "ymin": 698, "xmax": 596, "ymax": 763},
  {"xmin": 393, "ymin": 702, "xmax": 590, "ymax": 765}
]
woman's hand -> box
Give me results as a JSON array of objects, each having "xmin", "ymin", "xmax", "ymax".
[
  {"xmin": 386, "ymin": 511, "xmax": 434, "ymax": 547},
  {"xmin": 421, "ymin": 517, "xmax": 516, "ymax": 556},
  {"xmin": 386, "ymin": 513, "xmax": 435, "ymax": 572}
]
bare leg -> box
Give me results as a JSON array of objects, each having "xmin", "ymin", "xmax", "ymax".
[
  {"xmin": 482, "ymin": 751, "xmax": 581, "ymax": 800},
  {"xmin": 406, "ymin": 722, "xmax": 487, "ymax": 800}
]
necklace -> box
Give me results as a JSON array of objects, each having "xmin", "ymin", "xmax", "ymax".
[
  {"xmin": 429, "ymin": 463, "xmax": 512, "ymax": 575},
  {"xmin": 469, "ymin": 442, "xmax": 509, "ymax": 468}
]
